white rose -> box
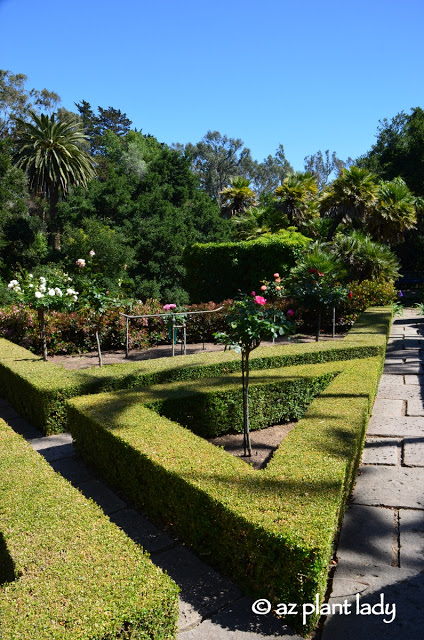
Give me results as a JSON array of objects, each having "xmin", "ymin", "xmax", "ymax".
[
  {"xmin": 35, "ymin": 291, "xmax": 44, "ymax": 299},
  {"xmin": 48, "ymin": 288, "xmax": 55, "ymax": 296},
  {"xmin": 55, "ymin": 288, "xmax": 63, "ymax": 297}
]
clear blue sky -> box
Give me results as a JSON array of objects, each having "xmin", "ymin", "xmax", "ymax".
[{"xmin": 1, "ymin": 0, "xmax": 424, "ymax": 170}]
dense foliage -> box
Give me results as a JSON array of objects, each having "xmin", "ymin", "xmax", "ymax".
[{"xmin": 0, "ymin": 69, "xmax": 423, "ymax": 331}]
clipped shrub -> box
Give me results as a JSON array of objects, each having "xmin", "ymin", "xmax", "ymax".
[
  {"xmin": 66, "ymin": 353, "xmax": 386, "ymax": 633},
  {"xmin": 142, "ymin": 365, "xmax": 338, "ymax": 438},
  {"xmin": 183, "ymin": 230, "xmax": 311, "ymax": 303},
  {"xmin": 0, "ymin": 309, "xmax": 391, "ymax": 435},
  {"xmin": 0, "ymin": 419, "xmax": 178, "ymax": 639}
]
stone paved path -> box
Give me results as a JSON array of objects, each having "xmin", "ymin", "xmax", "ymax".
[{"xmin": 321, "ymin": 309, "xmax": 424, "ymax": 639}]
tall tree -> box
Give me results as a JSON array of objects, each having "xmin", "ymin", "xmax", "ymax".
[
  {"xmin": 358, "ymin": 107, "xmax": 424, "ymax": 196},
  {"xmin": 75, "ymin": 101, "xmax": 132, "ymax": 154},
  {"xmin": 304, "ymin": 150, "xmax": 353, "ymax": 191},
  {"xmin": 0, "ymin": 69, "xmax": 60, "ymax": 138},
  {"xmin": 320, "ymin": 166, "xmax": 379, "ymax": 241},
  {"xmin": 186, "ymin": 131, "xmax": 253, "ymax": 204},
  {"xmin": 14, "ymin": 111, "xmax": 96, "ymax": 250},
  {"xmin": 250, "ymin": 144, "xmax": 293, "ymax": 194}
]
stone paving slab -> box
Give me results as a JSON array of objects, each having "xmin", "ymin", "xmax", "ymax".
[
  {"xmin": 50, "ymin": 456, "xmax": 94, "ymax": 484},
  {"xmin": 399, "ymin": 509, "xmax": 424, "ymax": 570},
  {"xmin": 371, "ymin": 398, "xmax": 404, "ymax": 418},
  {"xmin": 152, "ymin": 546, "xmax": 242, "ymax": 632},
  {"xmin": 322, "ymin": 567, "xmax": 424, "ymax": 640},
  {"xmin": 5, "ymin": 416, "xmax": 41, "ymax": 439},
  {"xmin": 406, "ymin": 397, "xmax": 424, "ymax": 416},
  {"xmin": 403, "ymin": 438, "xmax": 424, "ymax": 467},
  {"xmin": 362, "ymin": 438, "xmax": 401, "ymax": 465},
  {"xmin": 403, "ymin": 374, "xmax": 424, "ymax": 385},
  {"xmin": 384, "ymin": 349, "xmax": 423, "ymax": 358},
  {"xmin": 376, "ymin": 386, "xmax": 423, "ymax": 401},
  {"xmin": 74, "ymin": 477, "xmax": 128, "ymax": 514},
  {"xmin": 377, "ymin": 374, "xmax": 405, "ymax": 386},
  {"xmin": 333, "ymin": 505, "xmax": 395, "ymax": 571},
  {"xmin": 383, "ymin": 363, "xmax": 423, "ymax": 375},
  {"xmin": 111, "ymin": 508, "xmax": 176, "ymax": 555},
  {"xmin": 30, "ymin": 433, "xmax": 73, "ymax": 449},
  {"xmin": 403, "ymin": 338, "xmax": 424, "ymax": 348},
  {"xmin": 178, "ymin": 597, "xmax": 302, "ymax": 639},
  {"xmin": 352, "ymin": 466, "xmax": 424, "ymax": 509},
  {"xmin": 367, "ymin": 416, "xmax": 424, "ymax": 437}
]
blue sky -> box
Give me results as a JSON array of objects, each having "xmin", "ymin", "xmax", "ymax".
[{"xmin": 1, "ymin": 0, "xmax": 424, "ymax": 170}]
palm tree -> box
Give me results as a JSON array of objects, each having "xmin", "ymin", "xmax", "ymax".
[
  {"xmin": 320, "ymin": 166, "xmax": 379, "ymax": 241},
  {"xmin": 219, "ymin": 176, "xmax": 258, "ymax": 218},
  {"xmin": 366, "ymin": 177, "xmax": 418, "ymax": 245},
  {"xmin": 274, "ymin": 172, "xmax": 319, "ymax": 228},
  {"xmin": 331, "ymin": 231, "xmax": 400, "ymax": 281},
  {"xmin": 14, "ymin": 111, "xmax": 96, "ymax": 249}
]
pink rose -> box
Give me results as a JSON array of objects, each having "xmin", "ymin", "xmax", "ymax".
[
  {"xmin": 89, "ymin": 250, "xmax": 95, "ymax": 257},
  {"xmin": 287, "ymin": 309, "xmax": 294, "ymax": 317},
  {"xmin": 273, "ymin": 273, "xmax": 279, "ymax": 278},
  {"xmin": 254, "ymin": 295, "xmax": 267, "ymax": 305},
  {"xmin": 261, "ymin": 285, "xmax": 267, "ymax": 291},
  {"xmin": 76, "ymin": 258, "xmax": 86, "ymax": 268},
  {"xmin": 250, "ymin": 291, "xmax": 256, "ymax": 297}
]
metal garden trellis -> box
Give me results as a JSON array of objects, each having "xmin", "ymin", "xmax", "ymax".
[{"xmin": 120, "ymin": 306, "xmax": 224, "ymax": 358}]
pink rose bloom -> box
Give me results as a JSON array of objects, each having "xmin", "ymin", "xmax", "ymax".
[
  {"xmin": 250, "ymin": 291, "xmax": 256, "ymax": 297},
  {"xmin": 163, "ymin": 304, "xmax": 171, "ymax": 311},
  {"xmin": 273, "ymin": 273, "xmax": 279, "ymax": 278},
  {"xmin": 287, "ymin": 309, "xmax": 294, "ymax": 317},
  {"xmin": 76, "ymin": 258, "xmax": 86, "ymax": 268},
  {"xmin": 254, "ymin": 295, "xmax": 267, "ymax": 305},
  {"xmin": 89, "ymin": 250, "xmax": 95, "ymax": 257},
  {"xmin": 276, "ymin": 286, "xmax": 281, "ymax": 291},
  {"xmin": 261, "ymin": 285, "xmax": 267, "ymax": 291}
]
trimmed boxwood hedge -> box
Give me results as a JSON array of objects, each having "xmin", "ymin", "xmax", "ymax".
[
  {"xmin": 66, "ymin": 354, "xmax": 384, "ymax": 634},
  {"xmin": 141, "ymin": 363, "xmax": 340, "ymax": 437},
  {"xmin": 183, "ymin": 230, "xmax": 311, "ymax": 302},
  {"xmin": 0, "ymin": 419, "xmax": 179, "ymax": 640},
  {"xmin": 0, "ymin": 309, "xmax": 391, "ymax": 435}
]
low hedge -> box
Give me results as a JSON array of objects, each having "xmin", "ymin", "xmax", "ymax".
[
  {"xmin": 0, "ymin": 419, "xmax": 179, "ymax": 639},
  {"xmin": 141, "ymin": 363, "xmax": 340, "ymax": 437},
  {"xmin": 66, "ymin": 354, "xmax": 384, "ymax": 634},
  {"xmin": 0, "ymin": 308, "xmax": 392, "ymax": 435}
]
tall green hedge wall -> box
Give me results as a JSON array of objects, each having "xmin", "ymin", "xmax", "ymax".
[{"xmin": 183, "ymin": 230, "xmax": 311, "ymax": 302}]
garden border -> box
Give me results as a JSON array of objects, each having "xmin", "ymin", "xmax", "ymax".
[{"xmin": 0, "ymin": 419, "xmax": 179, "ymax": 639}]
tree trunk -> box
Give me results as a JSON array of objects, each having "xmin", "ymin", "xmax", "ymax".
[
  {"xmin": 95, "ymin": 318, "xmax": 103, "ymax": 367},
  {"xmin": 38, "ymin": 308, "xmax": 48, "ymax": 361},
  {"xmin": 316, "ymin": 310, "xmax": 321, "ymax": 342},
  {"xmin": 48, "ymin": 185, "xmax": 61, "ymax": 251},
  {"xmin": 242, "ymin": 350, "xmax": 252, "ymax": 457}
]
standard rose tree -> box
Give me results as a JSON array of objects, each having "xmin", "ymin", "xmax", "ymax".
[
  {"xmin": 8, "ymin": 271, "xmax": 78, "ymax": 360},
  {"xmin": 214, "ymin": 292, "xmax": 294, "ymax": 457}
]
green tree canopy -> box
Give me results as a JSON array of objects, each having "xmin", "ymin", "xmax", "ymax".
[{"xmin": 358, "ymin": 107, "xmax": 424, "ymax": 196}]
